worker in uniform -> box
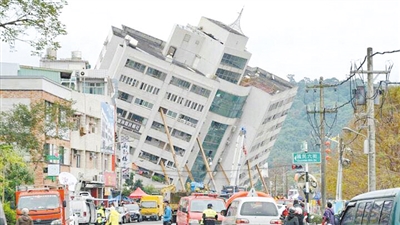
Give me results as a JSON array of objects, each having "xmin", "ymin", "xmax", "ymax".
[
  {"xmin": 202, "ymin": 203, "xmax": 218, "ymax": 225},
  {"xmin": 107, "ymin": 206, "xmax": 120, "ymax": 225},
  {"xmin": 96, "ymin": 203, "xmax": 106, "ymax": 225}
]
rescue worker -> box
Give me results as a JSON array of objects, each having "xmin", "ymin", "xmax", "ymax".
[
  {"xmin": 96, "ymin": 204, "xmax": 106, "ymax": 225},
  {"xmin": 107, "ymin": 206, "xmax": 120, "ymax": 225},
  {"xmin": 202, "ymin": 203, "xmax": 218, "ymax": 225},
  {"xmin": 163, "ymin": 200, "xmax": 172, "ymax": 225}
]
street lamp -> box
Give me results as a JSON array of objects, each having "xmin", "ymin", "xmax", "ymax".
[{"xmin": 342, "ymin": 127, "xmax": 367, "ymax": 138}]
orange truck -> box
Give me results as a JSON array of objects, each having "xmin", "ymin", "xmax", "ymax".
[{"xmin": 15, "ymin": 186, "xmax": 70, "ymax": 225}]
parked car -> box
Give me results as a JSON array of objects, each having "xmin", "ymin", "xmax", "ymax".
[
  {"xmin": 340, "ymin": 188, "xmax": 400, "ymax": 225},
  {"xmin": 124, "ymin": 203, "xmax": 142, "ymax": 222},
  {"xmin": 221, "ymin": 196, "xmax": 281, "ymax": 225}
]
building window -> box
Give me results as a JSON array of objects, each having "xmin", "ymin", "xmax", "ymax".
[
  {"xmin": 118, "ymin": 91, "xmax": 133, "ymax": 103},
  {"xmin": 127, "ymin": 112, "xmax": 146, "ymax": 125},
  {"xmin": 76, "ymin": 154, "xmax": 81, "ymax": 168},
  {"xmin": 215, "ymin": 68, "xmax": 241, "ymax": 84},
  {"xmin": 134, "ymin": 98, "xmax": 154, "ymax": 109},
  {"xmin": 192, "ymin": 121, "xmax": 228, "ymax": 181},
  {"xmin": 183, "ymin": 34, "xmax": 191, "ymax": 42},
  {"xmin": 166, "ymin": 92, "xmax": 184, "ymax": 105},
  {"xmin": 83, "ymin": 82, "xmax": 105, "ymax": 95},
  {"xmin": 146, "ymin": 67, "xmax": 167, "ymax": 81},
  {"xmin": 166, "ymin": 110, "xmax": 177, "ymax": 118},
  {"xmin": 58, "ymin": 146, "xmax": 65, "ymax": 164},
  {"xmin": 120, "ymin": 74, "xmax": 139, "ymax": 87},
  {"xmin": 170, "ymin": 76, "xmax": 191, "ymax": 89},
  {"xmin": 190, "ymin": 84, "xmax": 211, "ymax": 98},
  {"xmin": 220, "ymin": 53, "xmax": 247, "ymax": 69},
  {"xmin": 117, "ymin": 108, "xmax": 128, "ymax": 118},
  {"xmin": 210, "ymin": 90, "xmax": 247, "ymax": 118},
  {"xmin": 125, "ymin": 59, "xmax": 146, "ymax": 73}
]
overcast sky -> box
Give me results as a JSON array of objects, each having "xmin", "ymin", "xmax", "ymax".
[{"xmin": 1, "ymin": 0, "xmax": 399, "ymax": 82}]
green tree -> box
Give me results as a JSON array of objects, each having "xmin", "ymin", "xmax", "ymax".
[
  {"xmin": 0, "ymin": 100, "xmax": 75, "ymax": 167},
  {"xmin": 0, "ymin": 144, "xmax": 34, "ymax": 224},
  {"xmin": 142, "ymin": 184, "xmax": 157, "ymax": 195},
  {"xmin": 326, "ymin": 86, "xmax": 400, "ymax": 199},
  {"xmin": 0, "ymin": 0, "xmax": 67, "ymax": 55}
]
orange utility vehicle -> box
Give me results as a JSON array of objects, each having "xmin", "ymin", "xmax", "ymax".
[
  {"xmin": 176, "ymin": 193, "xmax": 226, "ymax": 225},
  {"xmin": 15, "ymin": 186, "xmax": 70, "ymax": 225}
]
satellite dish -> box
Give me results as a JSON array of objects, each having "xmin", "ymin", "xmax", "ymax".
[{"xmin": 59, "ymin": 172, "xmax": 78, "ymax": 191}]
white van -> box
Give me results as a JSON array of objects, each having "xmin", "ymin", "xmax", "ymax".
[
  {"xmin": 221, "ymin": 196, "xmax": 281, "ymax": 225},
  {"xmin": 70, "ymin": 196, "xmax": 97, "ymax": 225}
]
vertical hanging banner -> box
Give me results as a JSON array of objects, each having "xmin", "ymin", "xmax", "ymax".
[
  {"xmin": 101, "ymin": 102, "xmax": 115, "ymax": 154},
  {"xmin": 120, "ymin": 142, "xmax": 130, "ymax": 168}
]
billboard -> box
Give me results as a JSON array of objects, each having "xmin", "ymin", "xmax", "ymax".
[{"xmin": 101, "ymin": 102, "xmax": 115, "ymax": 154}]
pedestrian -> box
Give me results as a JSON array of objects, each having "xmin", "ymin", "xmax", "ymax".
[
  {"xmin": 283, "ymin": 207, "xmax": 299, "ymax": 225},
  {"xmin": 16, "ymin": 208, "xmax": 33, "ymax": 225},
  {"xmin": 322, "ymin": 202, "xmax": 335, "ymax": 225},
  {"xmin": 163, "ymin": 200, "xmax": 172, "ymax": 225},
  {"xmin": 202, "ymin": 203, "xmax": 218, "ymax": 225},
  {"xmin": 293, "ymin": 200, "xmax": 305, "ymax": 225},
  {"xmin": 300, "ymin": 202, "xmax": 310, "ymax": 224},
  {"xmin": 107, "ymin": 206, "xmax": 120, "ymax": 225}
]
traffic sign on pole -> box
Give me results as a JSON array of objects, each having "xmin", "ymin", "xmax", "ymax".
[{"xmin": 293, "ymin": 152, "xmax": 321, "ymax": 164}]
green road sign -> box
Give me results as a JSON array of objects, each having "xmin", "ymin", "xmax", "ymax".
[
  {"xmin": 293, "ymin": 152, "xmax": 321, "ymax": 164},
  {"xmin": 46, "ymin": 155, "xmax": 59, "ymax": 160}
]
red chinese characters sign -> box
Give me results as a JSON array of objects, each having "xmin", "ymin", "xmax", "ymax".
[{"xmin": 104, "ymin": 172, "xmax": 116, "ymax": 187}]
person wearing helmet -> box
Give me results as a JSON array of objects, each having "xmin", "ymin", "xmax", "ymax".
[
  {"xmin": 293, "ymin": 199, "xmax": 305, "ymax": 225},
  {"xmin": 202, "ymin": 203, "xmax": 218, "ymax": 225},
  {"xmin": 283, "ymin": 207, "xmax": 299, "ymax": 225}
]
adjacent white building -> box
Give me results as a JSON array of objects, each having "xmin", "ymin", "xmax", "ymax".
[
  {"xmin": 0, "ymin": 62, "xmax": 116, "ymax": 199},
  {"xmin": 95, "ymin": 14, "xmax": 298, "ymax": 191}
]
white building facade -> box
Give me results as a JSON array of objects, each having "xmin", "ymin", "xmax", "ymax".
[{"xmin": 95, "ymin": 15, "xmax": 297, "ymax": 191}]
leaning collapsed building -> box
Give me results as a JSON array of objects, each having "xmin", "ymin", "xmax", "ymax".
[{"xmin": 93, "ymin": 13, "xmax": 298, "ymax": 191}]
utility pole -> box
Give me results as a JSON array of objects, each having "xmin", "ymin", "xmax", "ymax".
[
  {"xmin": 350, "ymin": 47, "xmax": 390, "ymax": 191},
  {"xmin": 307, "ymin": 77, "xmax": 337, "ymax": 213},
  {"xmin": 303, "ymin": 141, "xmax": 310, "ymax": 214},
  {"xmin": 336, "ymin": 137, "xmax": 343, "ymax": 201},
  {"xmin": 367, "ymin": 47, "xmax": 376, "ymax": 191}
]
